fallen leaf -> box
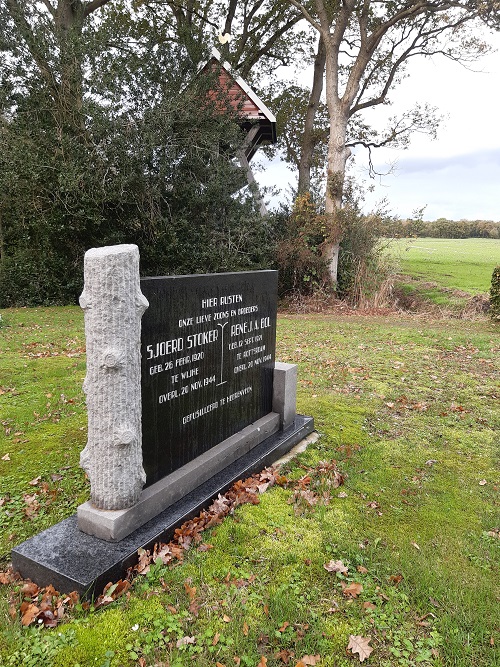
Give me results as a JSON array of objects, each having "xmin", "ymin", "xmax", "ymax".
[
  {"xmin": 242, "ymin": 621, "xmax": 249, "ymax": 636},
  {"xmin": 212, "ymin": 631, "xmax": 220, "ymax": 646},
  {"xmin": 363, "ymin": 601, "xmax": 376, "ymax": 611},
  {"xmin": 50, "ymin": 473, "xmax": 63, "ymax": 482},
  {"xmin": 279, "ymin": 621, "xmax": 290, "ymax": 632},
  {"xmin": 389, "ymin": 574, "xmax": 403, "ymax": 585},
  {"xmin": 257, "ymin": 657, "xmax": 268, "ymax": 667},
  {"xmin": 197, "ymin": 543, "xmax": 213, "ymax": 551},
  {"xmin": 21, "ymin": 582, "xmax": 39, "ymax": 597},
  {"xmin": 223, "ymin": 613, "xmax": 232, "ymax": 623},
  {"xmin": 342, "ymin": 582, "xmax": 363, "ymax": 598},
  {"xmin": 184, "ymin": 580, "xmax": 197, "ymax": 601},
  {"xmin": 275, "ymin": 649, "xmax": 295, "ymax": 664},
  {"xmin": 28, "ymin": 476, "xmax": 41, "ymax": 486},
  {"xmin": 188, "ymin": 599, "xmax": 200, "ymax": 616},
  {"xmin": 234, "ymin": 658, "xmax": 241, "ymax": 666},
  {"xmin": 411, "ymin": 541, "xmax": 420, "ymax": 550},
  {"xmin": 347, "ymin": 635, "xmax": 373, "ymax": 662},
  {"xmin": 324, "ymin": 559, "xmax": 348, "ymax": 574},
  {"xmin": 136, "ymin": 547, "xmax": 151, "ymax": 574},
  {"xmin": 176, "ymin": 636, "xmax": 195, "ymax": 647},
  {"xmin": 299, "ymin": 656, "xmax": 320, "ymax": 665},
  {"xmin": 94, "ymin": 579, "xmax": 130, "ymax": 610},
  {"xmin": 338, "ymin": 491, "xmax": 348, "ymax": 498},
  {"xmin": 479, "ymin": 479, "xmax": 487, "ymax": 486},
  {"xmin": 2, "ymin": 453, "xmax": 10, "ymax": 461},
  {"xmin": 37, "ymin": 609, "xmax": 58, "ymax": 628},
  {"xmin": 357, "ymin": 566, "xmax": 368, "ymax": 574},
  {"xmin": 21, "ymin": 603, "xmax": 40, "ymax": 626}
]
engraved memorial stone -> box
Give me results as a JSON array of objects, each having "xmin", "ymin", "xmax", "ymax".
[{"xmin": 140, "ymin": 271, "xmax": 278, "ymax": 485}]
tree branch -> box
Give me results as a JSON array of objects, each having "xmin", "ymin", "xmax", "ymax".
[
  {"xmin": 84, "ymin": 0, "xmax": 113, "ymax": 18},
  {"xmin": 41, "ymin": 0, "xmax": 56, "ymax": 17},
  {"xmin": 287, "ymin": 0, "xmax": 322, "ymax": 33}
]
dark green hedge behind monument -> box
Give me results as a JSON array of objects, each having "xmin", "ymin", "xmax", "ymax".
[
  {"xmin": 0, "ymin": 26, "xmax": 276, "ymax": 308},
  {"xmin": 490, "ymin": 266, "xmax": 500, "ymax": 321}
]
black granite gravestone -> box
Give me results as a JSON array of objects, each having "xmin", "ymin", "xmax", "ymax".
[
  {"xmin": 140, "ymin": 271, "xmax": 278, "ymax": 485},
  {"xmin": 12, "ymin": 267, "xmax": 315, "ymax": 595}
]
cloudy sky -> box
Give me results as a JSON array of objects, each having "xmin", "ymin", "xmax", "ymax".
[{"xmin": 256, "ymin": 29, "xmax": 500, "ymax": 222}]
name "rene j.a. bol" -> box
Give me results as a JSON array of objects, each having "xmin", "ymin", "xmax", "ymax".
[
  {"xmin": 230, "ymin": 317, "xmax": 270, "ymax": 336},
  {"xmin": 146, "ymin": 329, "xmax": 218, "ymax": 360}
]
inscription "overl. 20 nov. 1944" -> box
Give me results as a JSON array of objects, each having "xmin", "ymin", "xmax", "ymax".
[{"xmin": 140, "ymin": 271, "xmax": 278, "ymax": 486}]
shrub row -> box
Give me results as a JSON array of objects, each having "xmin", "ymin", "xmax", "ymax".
[{"xmin": 380, "ymin": 217, "xmax": 500, "ymax": 239}]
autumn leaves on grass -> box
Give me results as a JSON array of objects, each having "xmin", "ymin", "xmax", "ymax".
[{"xmin": 323, "ymin": 559, "xmax": 373, "ymax": 662}]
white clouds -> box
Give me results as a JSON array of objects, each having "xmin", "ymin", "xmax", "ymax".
[{"xmin": 361, "ymin": 148, "xmax": 500, "ymax": 220}]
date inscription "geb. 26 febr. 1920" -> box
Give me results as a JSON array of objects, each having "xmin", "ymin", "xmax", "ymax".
[{"xmin": 140, "ymin": 271, "xmax": 278, "ymax": 486}]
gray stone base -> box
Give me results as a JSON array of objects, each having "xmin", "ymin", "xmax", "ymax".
[
  {"xmin": 11, "ymin": 416, "xmax": 314, "ymax": 598},
  {"xmin": 78, "ymin": 412, "xmax": 280, "ymax": 541}
]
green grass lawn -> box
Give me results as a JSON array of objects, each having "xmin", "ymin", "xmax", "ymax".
[
  {"xmin": 1, "ymin": 307, "xmax": 499, "ymax": 666},
  {"xmin": 389, "ymin": 238, "xmax": 500, "ymax": 310}
]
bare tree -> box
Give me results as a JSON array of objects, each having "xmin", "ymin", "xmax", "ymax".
[{"xmin": 287, "ymin": 0, "xmax": 498, "ymax": 283}]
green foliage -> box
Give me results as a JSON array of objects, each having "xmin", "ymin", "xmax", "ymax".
[
  {"xmin": 380, "ymin": 216, "xmax": 500, "ymax": 239},
  {"xmin": 489, "ymin": 265, "xmax": 500, "ymax": 320},
  {"xmin": 336, "ymin": 207, "xmax": 390, "ymax": 305},
  {"xmin": 275, "ymin": 192, "xmax": 392, "ymax": 305},
  {"xmin": 4, "ymin": 628, "xmax": 77, "ymax": 667},
  {"xmin": 275, "ymin": 193, "xmax": 330, "ymax": 294},
  {"xmin": 0, "ymin": 6, "xmax": 276, "ymax": 307}
]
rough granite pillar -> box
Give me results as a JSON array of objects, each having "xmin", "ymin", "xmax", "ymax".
[{"xmin": 79, "ymin": 244, "xmax": 148, "ymax": 510}]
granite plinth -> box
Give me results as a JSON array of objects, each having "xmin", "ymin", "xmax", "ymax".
[
  {"xmin": 77, "ymin": 412, "xmax": 280, "ymax": 541},
  {"xmin": 12, "ymin": 415, "xmax": 314, "ymax": 598}
]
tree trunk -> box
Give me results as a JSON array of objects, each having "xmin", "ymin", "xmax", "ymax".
[
  {"xmin": 54, "ymin": 0, "xmax": 86, "ymax": 136},
  {"xmin": 323, "ymin": 51, "xmax": 350, "ymax": 285},
  {"xmin": 297, "ymin": 37, "xmax": 325, "ymax": 195}
]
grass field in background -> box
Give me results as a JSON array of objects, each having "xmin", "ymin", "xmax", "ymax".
[
  {"xmin": 1, "ymin": 306, "xmax": 499, "ymax": 667},
  {"xmin": 387, "ymin": 238, "xmax": 500, "ymax": 310},
  {"xmin": 390, "ymin": 238, "xmax": 500, "ymax": 292}
]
